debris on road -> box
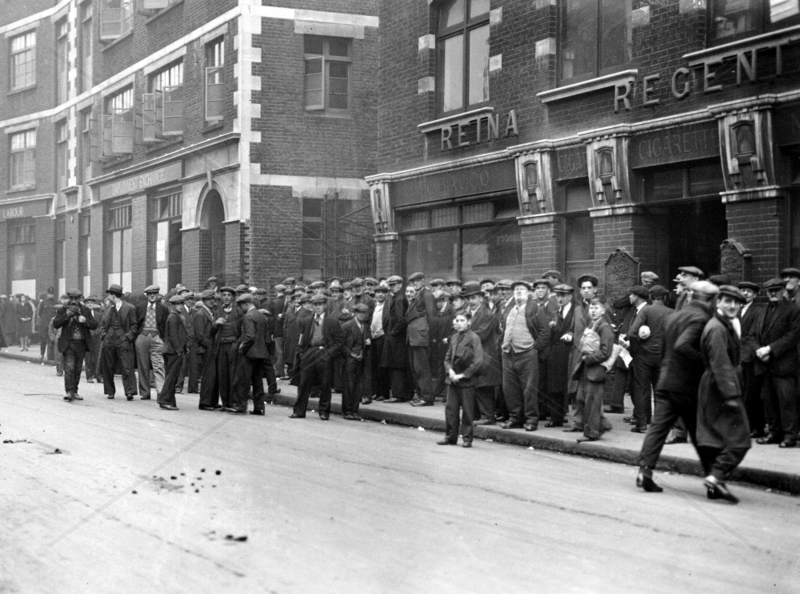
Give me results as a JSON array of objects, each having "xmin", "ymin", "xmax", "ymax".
[
  {"xmin": 224, "ymin": 535, "xmax": 248, "ymax": 542},
  {"xmin": 215, "ymin": 470, "xmax": 221, "ymax": 475}
]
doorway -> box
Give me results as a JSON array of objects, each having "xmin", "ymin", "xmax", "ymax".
[{"xmin": 200, "ymin": 190, "xmax": 226, "ymax": 283}]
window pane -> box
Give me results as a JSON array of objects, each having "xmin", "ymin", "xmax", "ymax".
[
  {"xmin": 463, "ymin": 202, "xmax": 492, "ymax": 224},
  {"xmin": 648, "ymin": 169, "xmax": 684, "ymax": 201},
  {"xmin": 122, "ymin": 228, "xmax": 132, "ymax": 275},
  {"xmin": 469, "ymin": 0, "xmax": 490, "ymax": 19},
  {"xmin": 112, "ymin": 231, "xmax": 122, "ymax": 273},
  {"xmin": 154, "ymin": 221, "xmax": 168, "ymax": 267},
  {"xmin": 441, "ymin": 0, "xmax": 466, "ymax": 29},
  {"xmin": 432, "ymin": 206, "xmax": 458, "ymax": 227},
  {"xmin": 600, "ymin": 0, "xmax": 631, "ymax": 72},
  {"xmin": 303, "ymin": 198, "xmax": 323, "ymax": 217},
  {"xmin": 440, "ymin": 34, "xmax": 464, "ymax": 112},
  {"xmin": 565, "ymin": 182, "xmax": 592, "ymax": 212},
  {"xmin": 462, "ymin": 224, "xmax": 522, "ymax": 281},
  {"xmin": 689, "ymin": 162, "xmax": 726, "ymax": 196},
  {"xmin": 565, "ymin": 216, "xmax": 595, "ymax": 263},
  {"xmin": 710, "ymin": 0, "xmax": 759, "ymax": 41},
  {"xmin": 468, "ymin": 24, "xmax": 490, "ymax": 106},
  {"xmin": 328, "ymin": 62, "xmax": 349, "ymax": 109},
  {"xmin": 304, "ymin": 36, "xmax": 324, "ymax": 55},
  {"xmin": 328, "ymin": 38, "xmax": 350, "ymax": 57},
  {"xmin": 561, "ymin": 0, "xmax": 598, "ymax": 82},
  {"xmin": 403, "ymin": 231, "xmax": 458, "ymax": 279}
]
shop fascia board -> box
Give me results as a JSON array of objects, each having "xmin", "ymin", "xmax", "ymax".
[{"xmin": 720, "ymin": 186, "xmax": 785, "ymax": 203}]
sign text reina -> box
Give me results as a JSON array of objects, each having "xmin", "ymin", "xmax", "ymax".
[{"xmin": 441, "ymin": 110, "xmax": 519, "ymax": 151}]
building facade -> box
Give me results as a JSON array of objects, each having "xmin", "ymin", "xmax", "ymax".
[
  {"xmin": 0, "ymin": 0, "xmax": 378, "ymax": 299},
  {"xmin": 368, "ymin": 0, "xmax": 800, "ymax": 301}
]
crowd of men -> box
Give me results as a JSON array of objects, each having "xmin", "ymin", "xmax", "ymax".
[{"xmin": 5, "ymin": 264, "xmax": 800, "ymax": 503}]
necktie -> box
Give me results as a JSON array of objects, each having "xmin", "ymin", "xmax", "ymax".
[{"xmin": 315, "ymin": 315, "xmax": 321, "ymax": 326}]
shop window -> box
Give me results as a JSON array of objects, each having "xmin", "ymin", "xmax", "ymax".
[
  {"xmin": 304, "ymin": 36, "xmax": 351, "ymax": 112},
  {"xmin": 56, "ymin": 121, "xmax": 69, "ymax": 191},
  {"xmin": 102, "ymin": 87, "xmax": 134, "ymax": 158},
  {"xmin": 462, "ymin": 202, "xmax": 492, "ymax": 224},
  {"xmin": 81, "ymin": 3, "xmax": 94, "ymax": 93},
  {"xmin": 559, "ymin": 0, "xmax": 632, "ymax": 85},
  {"xmin": 205, "ymin": 37, "xmax": 225, "ymax": 121},
  {"xmin": 56, "ymin": 218, "xmax": 66, "ymax": 296},
  {"xmin": 302, "ymin": 198, "xmax": 323, "ymax": 275},
  {"xmin": 432, "ymin": 206, "xmax": 459, "ymax": 227},
  {"xmin": 9, "ymin": 222, "xmax": 36, "ymax": 282},
  {"xmin": 10, "ymin": 31, "xmax": 36, "ymax": 91},
  {"xmin": 399, "ymin": 210, "xmax": 430, "ymax": 232},
  {"xmin": 462, "ymin": 223, "xmax": 522, "ymax": 281},
  {"xmin": 100, "ymin": 0, "xmax": 133, "ymax": 42},
  {"xmin": 643, "ymin": 160, "xmax": 725, "ymax": 202},
  {"xmin": 709, "ymin": 0, "xmax": 800, "ymax": 46},
  {"xmin": 107, "ymin": 202, "xmax": 132, "ymax": 289},
  {"xmin": 79, "ymin": 214, "xmax": 91, "ymax": 297},
  {"xmin": 151, "ymin": 193, "xmax": 182, "ymax": 289},
  {"xmin": 143, "ymin": 61, "xmax": 184, "ymax": 141},
  {"xmin": 436, "ymin": 0, "xmax": 490, "ymax": 115},
  {"xmin": 9, "ymin": 130, "xmax": 36, "ymax": 190},
  {"xmin": 57, "ymin": 20, "xmax": 69, "ymax": 104},
  {"xmin": 403, "ymin": 231, "xmax": 458, "ymax": 280}
]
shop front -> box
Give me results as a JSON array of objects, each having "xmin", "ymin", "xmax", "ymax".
[{"xmin": 0, "ymin": 196, "xmax": 53, "ymax": 297}]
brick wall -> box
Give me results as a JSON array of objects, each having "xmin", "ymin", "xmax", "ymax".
[
  {"xmin": 726, "ymin": 198, "xmax": 785, "ymax": 283},
  {"xmin": 592, "ymin": 212, "xmax": 657, "ymax": 290},
  {"xmin": 521, "ymin": 220, "xmax": 562, "ymax": 277},
  {"xmin": 223, "ymin": 220, "xmax": 244, "ymax": 286},
  {"xmin": 375, "ymin": 236, "xmax": 400, "ymax": 278},
  {"xmin": 249, "ymin": 185, "xmax": 302, "ymax": 290}
]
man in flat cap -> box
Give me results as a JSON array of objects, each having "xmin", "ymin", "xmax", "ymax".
[
  {"xmin": 228, "ymin": 293, "xmax": 268, "ymax": 415},
  {"xmin": 780, "ymin": 267, "xmax": 800, "ymax": 307},
  {"xmin": 623, "ymin": 285, "xmax": 656, "ymax": 433},
  {"xmin": 134, "ymin": 285, "xmax": 169, "ymax": 400},
  {"xmin": 341, "ymin": 303, "xmax": 371, "ymax": 419},
  {"xmin": 370, "ymin": 284, "xmax": 392, "ymax": 402},
  {"xmin": 99, "ymin": 284, "xmax": 138, "ymax": 400},
  {"xmin": 158, "ymin": 294, "xmax": 188, "ymax": 411},
  {"xmin": 211, "ymin": 286, "xmax": 241, "ymax": 410},
  {"xmin": 196, "ymin": 289, "xmax": 220, "ymax": 411},
  {"xmin": 674, "ymin": 266, "xmax": 704, "ymax": 311},
  {"xmin": 175, "ymin": 288, "xmax": 200, "ymax": 394},
  {"xmin": 53, "ymin": 289, "xmax": 98, "ymax": 402},
  {"xmin": 546, "ymin": 284, "xmax": 576, "ymax": 427},
  {"xmin": 383, "ymin": 275, "xmax": 411, "ymax": 402},
  {"xmin": 532, "ymin": 279, "xmax": 559, "ymax": 423},
  {"xmin": 738, "ymin": 281, "xmax": 765, "ymax": 437},
  {"xmin": 82, "ymin": 295, "xmax": 104, "ymax": 383},
  {"xmin": 271, "ymin": 284, "xmax": 288, "ymax": 380},
  {"xmin": 407, "ymin": 272, "xmax": 437, "ymax": 407}
]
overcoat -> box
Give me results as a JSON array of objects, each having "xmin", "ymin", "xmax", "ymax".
[
  {"xmin": 469, "ymin": 302, "xmax": 501, "ymax": 388},
  {"xmin": 382, "ymin": 292, "xmax": 409, "ymax": 369}
]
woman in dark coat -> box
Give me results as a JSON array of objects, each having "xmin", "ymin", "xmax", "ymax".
[{"xmin": 696, "ymin": 285, "xmax": 751, "ymax": 504}]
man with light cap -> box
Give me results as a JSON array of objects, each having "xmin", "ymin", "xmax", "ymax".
[
  {"xmin": 99, "ymin": 284, "xmax": 138, "ymax": 400},
  {"xmin": 636, "ymin": 280, "xmax": 718, "ymax": 493},
  {"xmin": 53, "ymin": 289, "xmax": 98, "ymax": 401},
  {"xmin": 158, "ymin": 294, "xmax": 189, "ymax": 411},
  {"xmin": 674, "ymin": 266, "xmax": 704, "ymax": 311},
  {"xmin": 407, "ymin": 272, "xmax": 437, "ymax": 407},
  {"xmin": 229, "ymin": 293, "xmax": 268, "ymax": 415},
  {"xmin": 134, "ymin": 285, "xmax": 168, "ymax": 399},
  {"xmin": 213, "ymin": 286, "xmax": 241, "ymax": 410}
]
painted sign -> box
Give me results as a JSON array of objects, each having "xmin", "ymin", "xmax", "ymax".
[
  {"xmin": 438, "ymin": 110, "xmax": 519, "ymax": 151},
  {"xmin": 556, "ymin": 145, "xmax": 588, "ymax": 180},
  {"xmin": 99, "ymin": 161, "xmax": 183, "ymax": 201},
  {"xmin": 629, "ymin": 121, "xmax": 720, "ymax": 168},
  {"xmin": 0, "ymin": 198, "xmax": 50, "ymax": 221},
  {"xmin": 392, "ymin": 160, "xmax": 517, "ymax": 207}
]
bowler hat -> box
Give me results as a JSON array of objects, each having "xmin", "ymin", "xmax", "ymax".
[
  {"xmin": 462, "ymin": 281, "xmax": 483, "ymax": 298},
  {"xmin": 737, "ymin": 281, "xmax": 760, "ymax": 294},
  {"xmin": 106, "ymin": 284, "xmax": 124, "ymax": 296}
]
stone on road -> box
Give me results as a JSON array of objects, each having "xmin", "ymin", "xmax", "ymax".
[{"xmin": 0, "ymin": 358, "xmax": 797, "ymax": 593}]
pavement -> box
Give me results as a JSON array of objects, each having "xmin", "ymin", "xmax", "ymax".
[{"xmin": 3, "ymin": 345, "xmax": 799, "ymax": 495}]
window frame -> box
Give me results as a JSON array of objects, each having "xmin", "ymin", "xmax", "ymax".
[
  {"xmin": 144, "ymin": 61, "xmax": 184, "ymax": 139},
  {"xmin": 100, "ymin": 0, "xmax": 134, "ymax": 42},
  {"xmin": 558, "ymin": 0, "xmax": 633, "ymax": 86},
  {"xmin": 435, "ymin": 0, "xmax": 491, "ymax": 116},
  {"xmin": 707, "ymin": 0, "xmax": 800, "ymax": 46},
  {"xmin": 56, "ymin": 120, "xmax": 69, "ymax": 191},
  {"xmin": 9, "ymin": 129, "xmax": 37, "ymax": 190},
  {"xmin": 10, "ymin": 31, "xmax": 37, "ymax": 91},
  {"xmin": 303, "ymin": 36, "xmax": 352, "ymax": 114},
  {"xmin": 81, "ymin": 2, "xmax": 94, "ymax": 93},
  {"xmin": 8, "ymin": 221, "xmax": 36, "ymax": 281},
  {"xmin": 205, "ymin": 37, "xmax": 225, "ymax": 121},
  {"xmin": 103, "ymin": 87, "xmax": 134, "ymax": 157}
]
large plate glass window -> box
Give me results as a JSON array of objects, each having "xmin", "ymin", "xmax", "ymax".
[
  {"xmin": 107, "ymin": 202, "xmax": 132, "ymax": 290},
  {"xmin": 150, "ymin": 192, "xmax": 182, "ymax": 290}
]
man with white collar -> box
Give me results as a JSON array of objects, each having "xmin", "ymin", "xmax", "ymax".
[{"xmin": 99, "ymin": 284, "xmax": 138, "ymax": 400}]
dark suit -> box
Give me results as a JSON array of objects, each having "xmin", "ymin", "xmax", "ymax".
[
  {"xmin": 754, "ymin": 299, "xmax": 800, "ymax": 440},
  {"xmin": 53, "ymin": 303, "xmax": 98, "ymax": 396},
  {"xmin": 443, "ymin": 329, "xmax": 484, "ymax": 444},
  {"xmin": 382, "ymin": 291, "xmax": 411, "ymax": 400},
  {"xmin": 177, "ymin": 306, "xmax": 199, "ymax": 393},
  {"xmin": 99, "ymin": 301, "xmax": 138, "ymax": 397},
  {"xmin": 740, "ymin": 301, "xmax": 765, "ymax": 435},
  {"xmin": 134, "ymin": 301, "xmax": 169, "ymax": 396},
  {"xmin": 406, "ymin": 287, "xmax": 437, "ymax": 403},
  {"xmin": 547, "ymin": 301, "xmax": 577, "ymax": 426},
  {"xmin": 629, "ymin": 301, "xmax": 672, "ymax": 429},
  {"xmin": 341, "ymin": 316, "xmax": 369, "ymax": 416},
  {"xmin": 430, "ymin": 300, "xmax": 454, "ymax": 400},
  {"xmin": 212, "ymin": 304, "xmax": 241, "ymax": 408},
  {"xmin": 470, "ymin": 302, "xmax": 500, "ymax": 421},
  {"xmin": 294, "ymin": 312, "xmax": 343, "ymax": 417},
  {"xmin": 159, "ymin": 307, "xmax": 188, "ymax": 407},
  {"xmin": 233, "ymin": 307, "xmax": 268, "ymax": 413},
  {"xmin": 196, "ymin": 303, "xmax": 220, "ymax": 409}
]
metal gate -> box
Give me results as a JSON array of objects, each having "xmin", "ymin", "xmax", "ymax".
[{"xmin": 321, "ymin": 189, "xmax": 375, "ymax": 280}]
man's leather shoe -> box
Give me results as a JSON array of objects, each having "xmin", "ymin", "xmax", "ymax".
[
  {"xmin": 630, "ymin": 426, "xmax": 647, "ymax": 434},
  {"xmin": 576, "ymin": 435, "xmax": 598, "ymax": 443},
  {"xmin": 72, "ymin": 393, "xmax": 83, "ymax": 401},
  {"xmin": 199, "ymin": 405, "xmax": 216, "ymax": 411},
  {"xmin": 227, "ymin": 409, "xmax": 246, "ymax": 414},
  {"xmin": 562, "ymin": 426, "xmax": 582, "ymax": 432},
  {"xmin": 473, "ymin": 419, "xmax": 495, "ymax": 426},
  {"xmin": 106, "ymin": 394, "xmax": 115, "ymax": 399},
  {"xmin": 545, "ymin": 421, "xmax": 563, "ymax": 428},
  {"xmin": 343, "ymin": 414, "xmax": 355, "ymax": 420},
  {"xmin": 270, "ymin": 388, "xmax": 282, "ymax": 395},
  {"xmin": 319, "ymin": 414, "xmax": 329, "ymax": 421},
  {"xmin": 159, "ymin": 404, "xmax": 178, "ymax": 411},
  {"xmin": 779, "ymin": 439, "xmax": 797, "ymax": 448},
  {"xmin": 636, "ymin": 471, "xmax": 663, "ymax": 493},
  {"xmin": 665, "ymin": 435, "xmax": 687, "ymax": 444},
  {"xmin": 756, "ymin": 433, "xmax": 782, "ymax": 445},
  {"xmin": 437, "ymin": 439, "xmax": 456, "ymax": 445},
  {"xmin": 63, "ymin": 393, "xmax": 74, "ymax": 401},
  {"xmin": 411, "ymin": 400, "xmax": 433, "ymax": 407},
  {"xmin": 461, "ymin": 441, "xmax": 472, "ymax": 448},
  {"xmin": 704, "ymin": 476, "xmax": 738, "ymax": 504},
  {"xmin": 141, "ymin": 396, "xmax": 151, "ymax": 400},
  {"xmin": 126, "ymin": 395, "xmax": 134, "ymax": 401},
  {"xmin": 501, "ymin": 421, "xmax": 522, "ymax": 429},
  {"xmin": 249, "ymin": 410, "xmax": 265, "ymax": 416},
  {"xmin": 288, "ymin": 413, "xmax": 305, "ymax": 419},
  {"xmin": 524, "ymin": 423, "xmax": 538, "ymax": 432}
]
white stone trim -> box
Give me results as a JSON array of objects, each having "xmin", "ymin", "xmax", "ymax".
[
  {"xmin": 294, "ymin": 20, "xmax": 364, "ymax": 40},
  {"xmin": 143, "ymin": 46, "xmax": 187, "ymax": 76}
]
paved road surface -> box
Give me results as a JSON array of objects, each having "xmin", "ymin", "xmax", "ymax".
[{"xmin": 1, "ymin": 358, "xmax": 798, "ymax": 593}]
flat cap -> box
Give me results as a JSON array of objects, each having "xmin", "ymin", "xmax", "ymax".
[
  {"xmin": 329, "ymin": 284, "xmax": 342, "ymax": 292},
  {"xmin": 648, "ymin": 285, "xmax": 669, "ymax": 299},
  {"xmin": 235, "ymin": 284, "xmax": 249, "ymax": 293},
  {"xmin": 678, "ymin": 266, "xmax": 705, "ymax": 279},
  {"xmin": 577, "ymin": 274, "xmax": 599, "ymax": 287},
  {"xmin": 496, "ymin": 279, "xmax": 513, "ymax": 289},
  {"xmin": 689, "ymin": 280, "xmax": 720, "ymax": 298},
  {"xmin": 199, "ymin": 288, "xmax": 216, "ymax": 300},
  {"xmin": 283, "ymin": 277, "xmax": 296, "ymax": 284},
  {"xmin": 374, "ymin": 285, "xmax": 389, "ymax": 293},
  {"xmin": 764, "ymin": 278, "xmax": 787, "ymax": 291},
  {"xmin": 144, "ymin": 285, "xmax": 160, "ymax": 294},
  {"xmin": 408, "ymin": 272, "xmax": 425, "ymax": 282},
  {"xmin": 709, "ymin": 274, "xmax": 732, "ymax": 287},
  {"xmin": 387, "ymin": 275, "xmax": 404, "ymax": 284},
  {"xmin": 169, "ymin": 294, "xmax": 185, "ymax": 304},
  {"xmin": 219, "ymin": 286, "xmax": 237, "ymax": 295},
  {"xmin": 543, "ymin": 270, "xmax": 563, "ymax": 280},
  {"xmin": 206, "ymin": 276, "xmax": 218, "ymax": 283},
  {"xmin": 310, "ymin": 294, "xmax": 327, "ymax": 304},
  {"xmin": 780, "ymin": 267, "xmax": 800, "ymax": 279},
  {"xmin": 435, "ymin": 291, "xmax": 448, "ymax": 301},
  {"xmin": 429, "ymin": 278, "xmax": 446, "ymax": 287},
  {"xmin": 351, "ymin": 277, "xmax": 365, "ymax": 286},
  {"xmin": 255, "ymin": 287, "xmax": 267, "ymax": 295},
  {"xmin": 236, "ymin": 293, "xmax": 253, "ymax": 304},
  {"xmin": 532, "ymin": 278, "xmax": 550, "ymax": 289},
  {"xmin": 479, "ymin": 278, "xmax": 495, "ymax": 286},
  {"xmin": 342, "ymin": 282, "xmax": 352, "ymax": 290},
  {"xmin": 445, "ymin": 278, "xmax": 462, "ymax": 286},
  {"xmin": 353, "ymin": 303, "xmax": 370, "ymax": 313},
  {"xmin": 106, "ymin": 284, "xmax": 124, "ymax": 295},
  {"xmin": 66, "ymin": 288, "xmax": 83, "ymax": 298},
  {"xmin": 511, "ymin": 280, "xmax": 532, "ymax": 291},
  {"xmin": 84, "ymin": 295, "xmax": 100, "ymax": 303},
  {"xmin": 462, "ymin": 281, "xmax": 483, "ymax": 298},
  {"xmin": 629, "ymin": 285, "xmax": 650, "ymax": 299},
  {"xmin": 365, "ymin": 277, "xmax": 378, "ymax": 285},
  {"xmin": 274, "ymin": 284, "xmax": 286, "ymax": 292},
  {"xmin": 641, "ymin": 271, "xmax": 659, "ymax": 282},
  {"xmin": 718, "ymin": 285, "xmax": 746, "ymax": 303},
  {"xmin": 299, "ymin": 294, "xmax": 311, "ymax": 304},
  {"xmin": 553, "ymin": 283, "xmax": 574, "ymax": 294},
  {"xmin": 310, "ymin": 280, "xmax": 325, "ymax": 289},
  {"xmin": 737, "ymin": 281, "xmax": 760, "ymax": 293},
  {"xmin": 178, "ymin": 286, "xmax": 194, "ymax": 295}
]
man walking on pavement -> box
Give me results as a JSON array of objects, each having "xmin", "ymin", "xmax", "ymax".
[
  {"xmin": 53, "ymin": 289, "xmax": 98, "ymax": 402},
  {"xmin": 134, "ymin": 285, "xmax": 168, "ymax": 400},
  {"xmin": 158, "ymin": 294, "xmax": 188, "ymax": 411}
]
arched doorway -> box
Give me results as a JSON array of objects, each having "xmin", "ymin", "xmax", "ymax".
[{"xmin": 199, "ymin": 189, "xmax": 226, "ymax": 284}]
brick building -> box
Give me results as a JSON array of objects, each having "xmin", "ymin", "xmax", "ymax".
[
  {"xmin": 367, "ymin": 0, "xmax": 800, "ymax": 301},
  {"xmin": 0, "ymin": 0, "xmax": 378, "ymax": 299}
]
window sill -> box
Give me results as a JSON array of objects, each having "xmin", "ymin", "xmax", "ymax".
[
  {"xmin": 144, "ymin": 0, "xmax": 184, "ymax": 25},
  {"xmin": 685, "ymin": 24, "xmax": 800, "ymax": 65},
  {"xmin": 537, "ymin": 70, "xmax": 638, "ymax": 104},
  {"xmin": 146, "ymin": 138, "xmax": 183, "ymax": 154},
  {"xmin": 418, "ymin": 106, "xmax": 495, "ymax": 135},
  {"xmin": 100, "ymin": 30, "xmax": 133, "ymax": 53},
  {"xmin": 304, "ymin": 110, "xmax": 352, "ymax": 119},
  {"xmin": 101, "ymin": 155, "xmax": 133, "ymax": 168},
  {"xmin": 5, "ymin": 186, "xmax": 36, "ymax": 195},
  {"xmin": 202, "ymin": 121, "xmax": 224, "ymax": 135},
  {"xmin": 7, "ymin": 84, "xmax": 37, "ymax": 97}
]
